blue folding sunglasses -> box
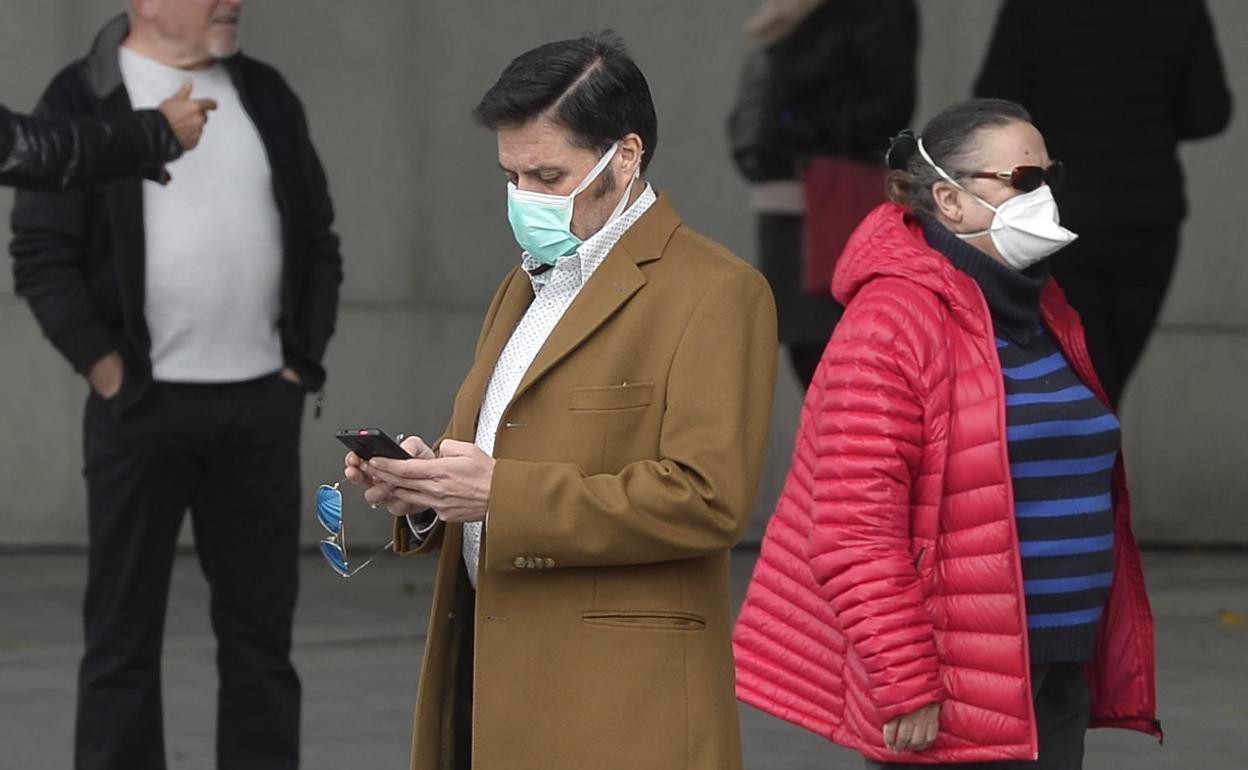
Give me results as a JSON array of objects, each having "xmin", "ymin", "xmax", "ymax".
[{"xmin": 316, "ymin": 482, "xmax": 393, "ymax": 578}]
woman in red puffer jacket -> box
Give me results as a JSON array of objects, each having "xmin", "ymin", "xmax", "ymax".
[{"xmin": 734, "ymin": 99, "xmax": 1158, "ymax": 768}]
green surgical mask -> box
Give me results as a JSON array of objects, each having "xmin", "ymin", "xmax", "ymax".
[{"xmin": 506, "ymin": 141, "xmax": 627, "ymax": 265}]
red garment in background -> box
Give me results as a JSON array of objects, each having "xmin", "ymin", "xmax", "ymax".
[{"xmin": 800, "ymin": 156, "xmax": 887, "ymax": 294}]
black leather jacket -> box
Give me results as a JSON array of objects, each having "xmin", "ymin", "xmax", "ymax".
[{"xmin": 0, "ymin": 103, "xmax": 180, "ymax": 190}]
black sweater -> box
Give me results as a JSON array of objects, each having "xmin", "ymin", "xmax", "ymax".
[
  {"xmin": 974, "ymin": 0, "xmax": 1232, "ymax": 229},
  {"xmin": 922, "ymin": 214, "xmax": 1121, "ymax": 663}
]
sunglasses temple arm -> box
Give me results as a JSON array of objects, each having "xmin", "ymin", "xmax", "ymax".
[{"xmin": 344, "ymin": 540, "xmax": 396, "ymax": 578}]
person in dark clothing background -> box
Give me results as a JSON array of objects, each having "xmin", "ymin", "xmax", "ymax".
[
  {"xmin": 974, "ymin": 0, "xmax": 1232, "ymax": 406},
  {"xmin": 730, "ymin": 0, "xmax": 917, "ymax": 389},
  {"xmin": 10, "ymin": 2, "xmax": 342, "ymax": 768},
  {"xmin": 1, "ymin": 84, "xmax": 214, "ymax": 190}
]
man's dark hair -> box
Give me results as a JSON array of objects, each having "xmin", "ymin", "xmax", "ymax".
[{"xmin": 474, "ymin": 32, "xmax": 658, "ymax": 174}]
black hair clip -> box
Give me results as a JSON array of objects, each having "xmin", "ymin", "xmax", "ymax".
[{"xmin": 886, "ymin": 130, "xmax": 918, "ymax": 170}]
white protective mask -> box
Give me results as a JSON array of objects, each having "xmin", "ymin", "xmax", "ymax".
[{"xmin": 917, "ymin": 137, "xmax": 1077, "ymax": 270}]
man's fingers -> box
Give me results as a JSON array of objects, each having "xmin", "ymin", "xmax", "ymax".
[
  {"xmin": 437, "ymin": 439, "xmax": 476, "ymax": 457},
  {"xmin": 362, "ymin": 464, "xmax": 406, "ymax": 487},
  {"xmin": 173, "ymin": 81, "xmax": 193, "ymax": 100},
  {"xmin": 400, "ymin": 435, "xmax": 433, "ymax": 459},
  {"xmin": 363, "ymin": 482, "xmax": 394, "ymax": 506},
  {"xmin": 366, "ymin": 466, "xmax": 447, "ymax": 501},
  {"xmin": 369, "ymin": 456, "xmax": 441, "ymax": 481},
  {"xmin": 392, "ymin": 487, "xmax": 438, "ymax": 511}
]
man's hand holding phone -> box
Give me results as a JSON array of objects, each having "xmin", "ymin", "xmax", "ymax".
[
  {"xmin": 365, "ymin": 439, "xmax": 495, "ymax": 524},
  {"xmin": 341, "ymin": 431, "xmax": 495, "ymax": 523},
  {"xmin": 344, "ymin": 434, "xmax": 434, "ymax": 516}
]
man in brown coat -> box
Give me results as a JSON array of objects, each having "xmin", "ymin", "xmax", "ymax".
[{"xmin": 345, "ymin": 33, "xmax": 777, "ymax": 770}]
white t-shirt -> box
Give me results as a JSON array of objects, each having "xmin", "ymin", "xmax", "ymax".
[{"xmin": 119, "ymin": 46, "xmax": 284, "ymax": 383}]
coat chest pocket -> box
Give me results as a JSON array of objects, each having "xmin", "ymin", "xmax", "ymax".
[
  {"xmin": 566, "ymin": 383, "xmax": 655, "ymax": 475},
  {"xmin": 568, "ymin": 382, "xmax": 654, "ymax": 411}
]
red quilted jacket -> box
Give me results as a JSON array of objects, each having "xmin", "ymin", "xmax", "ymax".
[{"xmin": 734, "ymin": 204, "xmax": 1158, "ymax": 764}]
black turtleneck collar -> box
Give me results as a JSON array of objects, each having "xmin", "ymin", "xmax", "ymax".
[{"xmin": 917, "ymin": 211, "xmax": 1049, "ymax": 346}]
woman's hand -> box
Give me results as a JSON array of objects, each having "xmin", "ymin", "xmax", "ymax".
[
  {"xmin": 883, "ymin": 702, "xmax": 940, "ymax": 753},
  {"xmin": 343, "ymin": 435, "xmax": 435, "ymax": 516}
]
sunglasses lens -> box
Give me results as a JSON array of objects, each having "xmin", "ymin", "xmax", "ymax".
[
  {"xmin": 316, "ymin": 485, "xmax": 342, "ymax": 535},
  {"xmin": 320, "ymin": 539, "xmax": 349, "ymax": 576},
  {"xmin": 1012, "ymin": 166, "xmax": 1045, "ymax": 192},
  {"xmin": 1046, "ymin": 161, "xmax": 1064, "ymax": 191}
]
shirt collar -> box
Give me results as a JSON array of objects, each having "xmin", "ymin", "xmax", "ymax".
[{"xmin": 523, "ymin": 182, "xmax": 657, "ymax": 292}]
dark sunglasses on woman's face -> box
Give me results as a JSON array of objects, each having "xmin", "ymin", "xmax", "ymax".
[{"xmin": 965, "ymin": 160, "xmax": 1064, "ymax": 193}]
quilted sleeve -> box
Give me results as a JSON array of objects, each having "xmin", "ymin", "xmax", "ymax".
[{"xmin": 805, "ymin": 284, "xmax": 945, "ymax": 723}]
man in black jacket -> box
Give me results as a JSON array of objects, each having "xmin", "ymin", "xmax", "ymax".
[
  {"xmin": 2, "ymin": 83, "xmax": 213, "ymax": 190},
  {"xmin": 9, "ymin": 3, "xmax": 343, "ymax": 769},
  {"xmin": 975, "ymin": 0, "xmax": 1232, "ymax": 405}
]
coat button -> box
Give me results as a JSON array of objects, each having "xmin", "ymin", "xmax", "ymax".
[
  {"xmin": 544, "ymin": 558, "xmax": 556, "ymax": 569},
  {"xmin": 513, "ymin": 556, "xmax": 527, "ymax": 569},
  {"xmin": 526, "ymin": 557, "xmax": 537, "ymax": 569}
]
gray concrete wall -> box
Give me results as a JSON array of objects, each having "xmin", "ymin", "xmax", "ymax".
[{"xmin": 1, "ymin": 1, "xmax": 1243, "ymax": 547}]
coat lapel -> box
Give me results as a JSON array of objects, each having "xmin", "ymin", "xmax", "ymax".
[{"xmin": 449, "ymin": 269, "xmax": 534, "ymax": 441}]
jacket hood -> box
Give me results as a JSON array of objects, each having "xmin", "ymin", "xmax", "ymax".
[
  {"xmin": 834, "ymin": 202, "xmax": 1019, "ymax": 338},
  {"xmin": 832, "ymin": 202, "xmax": 972, "ymax": 305}
]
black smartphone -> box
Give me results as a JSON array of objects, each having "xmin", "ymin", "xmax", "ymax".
[{"xmin": 335, "ymin": 429, "xmax": 411, "ymax": 461}]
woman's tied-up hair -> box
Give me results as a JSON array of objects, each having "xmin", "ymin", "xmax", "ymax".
[{"xmin": 885, "ymin": 98, "xmax": 1033, "ymax": 216}]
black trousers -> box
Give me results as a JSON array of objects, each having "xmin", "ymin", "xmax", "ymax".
[
  {"xmin": 757, "ymin": 212, "xmax": 844, "ymax": 388},
  {"xmin": 788, "ymin": 343, "xmax": 826, "ymax": 390},
  {"xmin": 866, "ymin": 663, "xmax": 1091, "ymax": 770},
  {"xmin": 1049, "ymin": 226, "xmax": 1180, "ymax": 407},
  {"xmin": 77, "ymin": 375, "xmax": 304, "ymax": 770}
]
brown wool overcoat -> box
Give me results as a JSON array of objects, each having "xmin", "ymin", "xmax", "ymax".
[{"xmin": 394, "ymin": 194, "xmax": 778, "ymax": 769}]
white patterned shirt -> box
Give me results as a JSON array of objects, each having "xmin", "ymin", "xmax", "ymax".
[{"xmin": 411, "ymin": 184, "xmax": 657, "ymax": 588}]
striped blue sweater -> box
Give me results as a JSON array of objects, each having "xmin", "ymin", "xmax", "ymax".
[{"xmin": 922, "ymin": 214, "xmax": 1119, "ymax": 663}]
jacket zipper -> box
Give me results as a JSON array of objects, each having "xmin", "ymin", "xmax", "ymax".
[{"xmin": 975, "ymin": 290, "xmax": 1039, "ymax": 759}]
